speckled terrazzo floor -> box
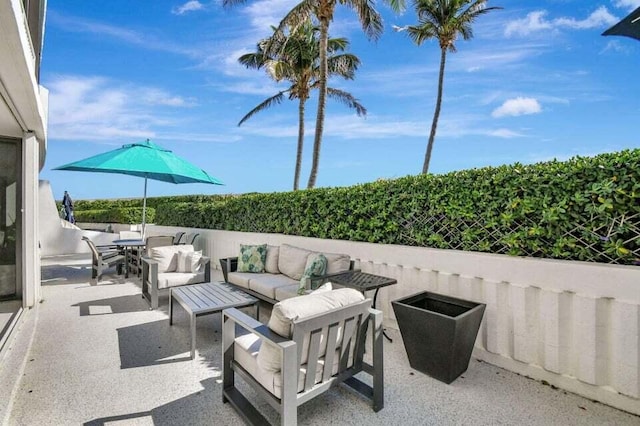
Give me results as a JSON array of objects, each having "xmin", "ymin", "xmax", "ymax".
[{"xmin": 5, "ymin": 257, "xmax": 639, "ymax": 425}]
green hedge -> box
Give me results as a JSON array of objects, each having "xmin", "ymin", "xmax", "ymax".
[
  {"xmin": 75, "ymin": 149, "xmax": 640, "ymax": 265},
  {"xmin": 74, "ymin": 207, "xmax": 155, "ymax": 224}
]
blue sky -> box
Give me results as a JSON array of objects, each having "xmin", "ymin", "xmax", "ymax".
[{"xmin": 40, "ymin": 0, "xmax": 640, "ymax": 200}]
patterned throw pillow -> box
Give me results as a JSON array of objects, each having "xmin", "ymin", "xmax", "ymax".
[
  {"xmin": 238, "ymin": 244, "xmax": 267, "ymax": 273},
  {"xmin": 298, "ymin": 253, "xmax": 327, "ymax": 295},
  {"xmin": 176, "ymin": 250, "xmax": 202, "ymax": 273}
]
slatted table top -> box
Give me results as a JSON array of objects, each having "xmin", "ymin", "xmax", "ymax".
[
  {"xmin": 171, "ymin": 282, "xmax": 258, "ymax": 315},
  {"xmin": 329, "ymin": 271, "xmax": 397, "ymax": 292}
]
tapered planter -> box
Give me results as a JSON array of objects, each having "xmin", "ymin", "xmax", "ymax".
[{"xmin": 392, "ymin": 292, "xmax": 486, "ymax": 384}]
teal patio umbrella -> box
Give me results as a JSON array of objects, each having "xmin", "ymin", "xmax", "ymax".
[{"xmin": 54, "ymin": 139, "xmax": 223, "ymax": 236}]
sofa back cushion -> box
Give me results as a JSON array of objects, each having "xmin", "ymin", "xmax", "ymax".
[
  {"xmin": 323, "ymin": 252, "xmax": 351, "ymax": 274},
  {"xmin": 150, "ymin": 244, "xmax": 194, "ymax": 273},
  {"xmin": 277, "ymin": 244, "xmax": 313, "ymax": 280},
  {"xmin": 264, "ymin": 245, "xmax": 280, "ymax": 274},
  {"xmin": 258, "ymin": 288, "xmax": 365, "ymax": 372}
]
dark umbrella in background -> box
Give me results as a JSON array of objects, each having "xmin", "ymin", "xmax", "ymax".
[
  {"xmin": 54, "ymin": 139, "xmax": 223, "ymax": 237},
  {"xmin": 603, "ymin": 6, "xmax": 640, "ymax": 41}
]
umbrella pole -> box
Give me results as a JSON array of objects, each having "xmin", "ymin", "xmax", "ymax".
[{"xmin": 142, "ymin": 177, "xmax": 147, "ymax": 239}]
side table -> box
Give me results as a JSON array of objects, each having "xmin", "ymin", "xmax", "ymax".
[{"xmin": 329, "ymin": 270, "xmax": 397, "ymax": 342}]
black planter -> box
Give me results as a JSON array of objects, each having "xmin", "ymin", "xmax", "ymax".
[{"xmin": 392, "ymin": 291, "xmax": 486, "ymax": 384}]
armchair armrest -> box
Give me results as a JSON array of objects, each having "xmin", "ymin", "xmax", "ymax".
[
  {"xmin": 223, "ymin": 308, "xmax": 291, "ymax": 347},
  {"xmin": 219, "ymin": 257, "xmax": 238, "ymax": 283}
]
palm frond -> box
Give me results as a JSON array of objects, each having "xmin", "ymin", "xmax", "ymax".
[
  {"xmin": 343, "ymin": 0, "xmax": 384, "ymax": 40},
  {"xmin": 238, "ymin": 92, "xmax": 288, "ymax": 126},
  {"xmin": 326, "ymin": 87, "xmax": 367, "ymax": 116},
  {"xmin": 238, "ymin": 52, "xmax": 267, "ymax": 70},
  {"xmin": 327, "ymin": 54, "xmax": 361, "ymax": 79}
]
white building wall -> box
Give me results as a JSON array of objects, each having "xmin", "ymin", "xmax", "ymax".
[{"xmin": 147, "ymin": 225, "xmax": 640, "ymax": 415}]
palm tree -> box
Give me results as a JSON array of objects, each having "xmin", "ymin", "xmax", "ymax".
[
  {"xmin": 225, "ymin": 0, "xmax": 405, "ymax": 189},
  {"xmin": 238, "ymin": 23, "xmax": 366, "ymax": 190},
  {"xmin": 399, "ymin": 0, "xmax": 501, "ymax": 174}
]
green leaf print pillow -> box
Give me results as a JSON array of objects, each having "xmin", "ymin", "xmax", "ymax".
[{"xmin": 237, "ymin": 244, "xmax": 268, "ymax": 273}]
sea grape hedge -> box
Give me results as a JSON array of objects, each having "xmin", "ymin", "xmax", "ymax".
[
  {"xmin": 73, "ymin": 207, "xmax": 155, "ymax": 224},
  {"xmin": 74, "ymin": 150, "xmax": 640, "ymax": 265}
]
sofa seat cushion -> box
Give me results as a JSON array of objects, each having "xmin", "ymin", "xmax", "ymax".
[
  {"xmin": 228, "ymin": 272, "xmax": 254, "ymax": 289},
  {"xmin": 248, "ymin": 274, "xmax": 299, "ymax": 300},
  {"xmin": 258, "ymin": 288, "xmax": 365, "ymax": 372},
  {"xmin": 274, "ymin": 284, "xmax": 300, "ymax": 301},
  {"xmin": 278, "ymin": 244, "xmax": 313, "ymax": 280},
  {"xmin": 156, "ymin": 272, "xmax": 205, "ymax": 289},
  {"xmin": 150, "ymin": 244, "xmax": 195, "ymax": 273},
  {"xmin": 234, "ymin": 333, "xmax": 349, "ymax": 399}
]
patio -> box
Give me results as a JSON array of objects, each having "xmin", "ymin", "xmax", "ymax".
[{"xmin": 4, "ymin": 255, "xmax": 639, "ymax": 425}]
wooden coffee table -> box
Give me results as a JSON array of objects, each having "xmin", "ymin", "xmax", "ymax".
[{"xmin": 169, "ymin": 282, "xmax": 259, "ymax": 359}]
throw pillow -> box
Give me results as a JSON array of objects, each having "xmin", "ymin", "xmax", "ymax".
[
  {"xmin": 298, "ymin": 253, "xmax": 327, "ymax": 295},
  {"xmin": 237, "ymin": 244, "xmax": 267, "ymax": 273},
  {"xmin": 176, "ymin": 250, "xmax": 202, "ymax": 273}
]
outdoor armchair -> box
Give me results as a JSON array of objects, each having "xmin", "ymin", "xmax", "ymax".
[
  {"xmin": 82, "ymin": 236, "xmax": 125, "ymax": 284},
  {"xmin": 222, "ymin": 289, "xmax": 384, "ymax": 425},
  {"xmin": 141, "ymin": 244, "xmax": 210, "ymax": 309}
]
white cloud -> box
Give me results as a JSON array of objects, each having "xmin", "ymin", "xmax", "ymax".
[
  {"xmin": 505, "ymin": 7, "xmax": 618, "ymax": 37},
  {"xmin": 489, "ymin": 129, "xmax": 524, "ymax": 138},
  {"xmin": 172, "ymin": 1, "xmax": 205, "ymax": 15},
  {"xmin": 492, "ymin": 97, "xmax": 542, "ymax": 118},
  {"xmin": 46, "ymin": 75, "xmax": 195, "ymax": 142},
  {"xmin": 613, "ymin": 0, "xmax": 640, "ymax": 11}
]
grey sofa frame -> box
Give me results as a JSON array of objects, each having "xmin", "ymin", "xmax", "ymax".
[
  {"xmin": 141, "ymin": 255, "xmax": 211, "ymax": 309},
  {"xmin": 222, "ymin": 298, "xmax": 383, "ymax": 426},
  {"xmin": 219, "ymin": 257, "xmax": 355, "ymax": 305}
]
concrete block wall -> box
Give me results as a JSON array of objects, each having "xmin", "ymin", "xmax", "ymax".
[{"xmin": 147, "ymin": 226, "xmax": 640, "ymax": 415}]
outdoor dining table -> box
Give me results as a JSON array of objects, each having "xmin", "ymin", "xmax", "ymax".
[{"xmin": 112, "ymin": 239, "xmax": 146, "ymax": 278}]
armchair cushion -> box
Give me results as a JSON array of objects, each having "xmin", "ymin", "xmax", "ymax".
[
  {"xmin": 234, "ymin": 333, "xmax": 350, "ymax": 398},
  {"xmin": 264, "ymin": 245, "xmax": 280, "ymax": 274},
  {"xmin": 150, "ymin": 244, "xmax": 194, "ymax": 273},
  {"xmin": 237, "ymin": 244, "xmax": 267, "ymax": 273},
  {"xmin": 156, "ymin": 271, "xmax": 205, "ymax": 289},
  {"xmin": 258, "ymin": 288, "xmax": 365, "ymax": 372},
  {"xmin": 176, "ymin": 250, "xmax": 202, "ymax": 273},
  {"xmin": 278, "ymin": 244, "xmax": 313, "ymax": 280}
]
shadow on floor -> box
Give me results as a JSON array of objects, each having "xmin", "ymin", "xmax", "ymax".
[
  {"xmin": 83, "ymin": 377, "xmax": 227, "ymax": 425},
  {"xmin": 117, "ymin": 319, "xmax": 193, "ymax": 369},
  {"xmin": 71, "ymin": 294, "xmax": 148, "ymax": 316}
]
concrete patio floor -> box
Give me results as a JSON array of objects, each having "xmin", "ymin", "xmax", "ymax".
[{"xmin": 4, "ymin": 255, "xmax": 639, "ymax": 425}]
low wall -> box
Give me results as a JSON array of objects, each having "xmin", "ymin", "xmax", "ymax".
[{"xmin": 147, "ymin": 225, "xmax": 640, "ymax": 415}]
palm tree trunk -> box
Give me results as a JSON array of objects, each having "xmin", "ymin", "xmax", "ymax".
[
  {"xmin": 294, "ymin": 98, "xmax": 306, "ymax": 191},
  {"xmin": 307, "ymin": 17, "xmax": 329, "ymax": 189},
  {"xmin": 423, "ymin": 48, "xmax": 447, "ymax": 174}
]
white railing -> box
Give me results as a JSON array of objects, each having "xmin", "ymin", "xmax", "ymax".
[{"xmin": 146, "ymin": 225, "xmax": 640, "ymax": 415}]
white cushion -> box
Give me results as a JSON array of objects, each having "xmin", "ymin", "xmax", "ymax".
[
  {"xmin": 156, "ymin": 271, "xmax": 205, "ymax": 289},
  {"xmin": 265, "ymin": 245, "xmax": 280, "ymax": 274},
  {"xmin": 258, "ymin": 288, "xmax": 365, "ymax": 372},
  {"xmin": 248, "ymin": 274, "xmax": 298, "ymax": 300},
  {"xmin": 234, "ymin": 333, "xmax": 350, "ymax": 398},
  {"xmin": 322, "ymin": 252, "xmax": 351, "ymax": 274},
  {"xmin": 311, "ymin": 282, "xmax": 332, "ymax": 294},
  {"xmin": 150, "ymin": 244, "xmax": 194, "ymax": 273},
  {"xmin": 274, "ymin": 284, "xmax": 301, "ymax": 301},
  {"xmin": 277, "ymin": 244, "xmax": 313, "ymax": 280},
  {"xmin": 176, "ymin": 250, "xmax": 202, "ymax": 273}
]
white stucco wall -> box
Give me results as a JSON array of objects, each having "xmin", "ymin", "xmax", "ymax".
[{"xmin": 146, "ymin": 225, "xmax": 640, "ymax": 415}]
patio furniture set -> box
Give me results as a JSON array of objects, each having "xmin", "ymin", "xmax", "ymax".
[{"xmin": 84, "ymin": 236, "xmax": 484, "ymax": 425}]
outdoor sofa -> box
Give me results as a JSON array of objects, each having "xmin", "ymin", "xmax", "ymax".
[{"xmin": 220, "ymin": 243, "xmax": 354, "ymax": 304}]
